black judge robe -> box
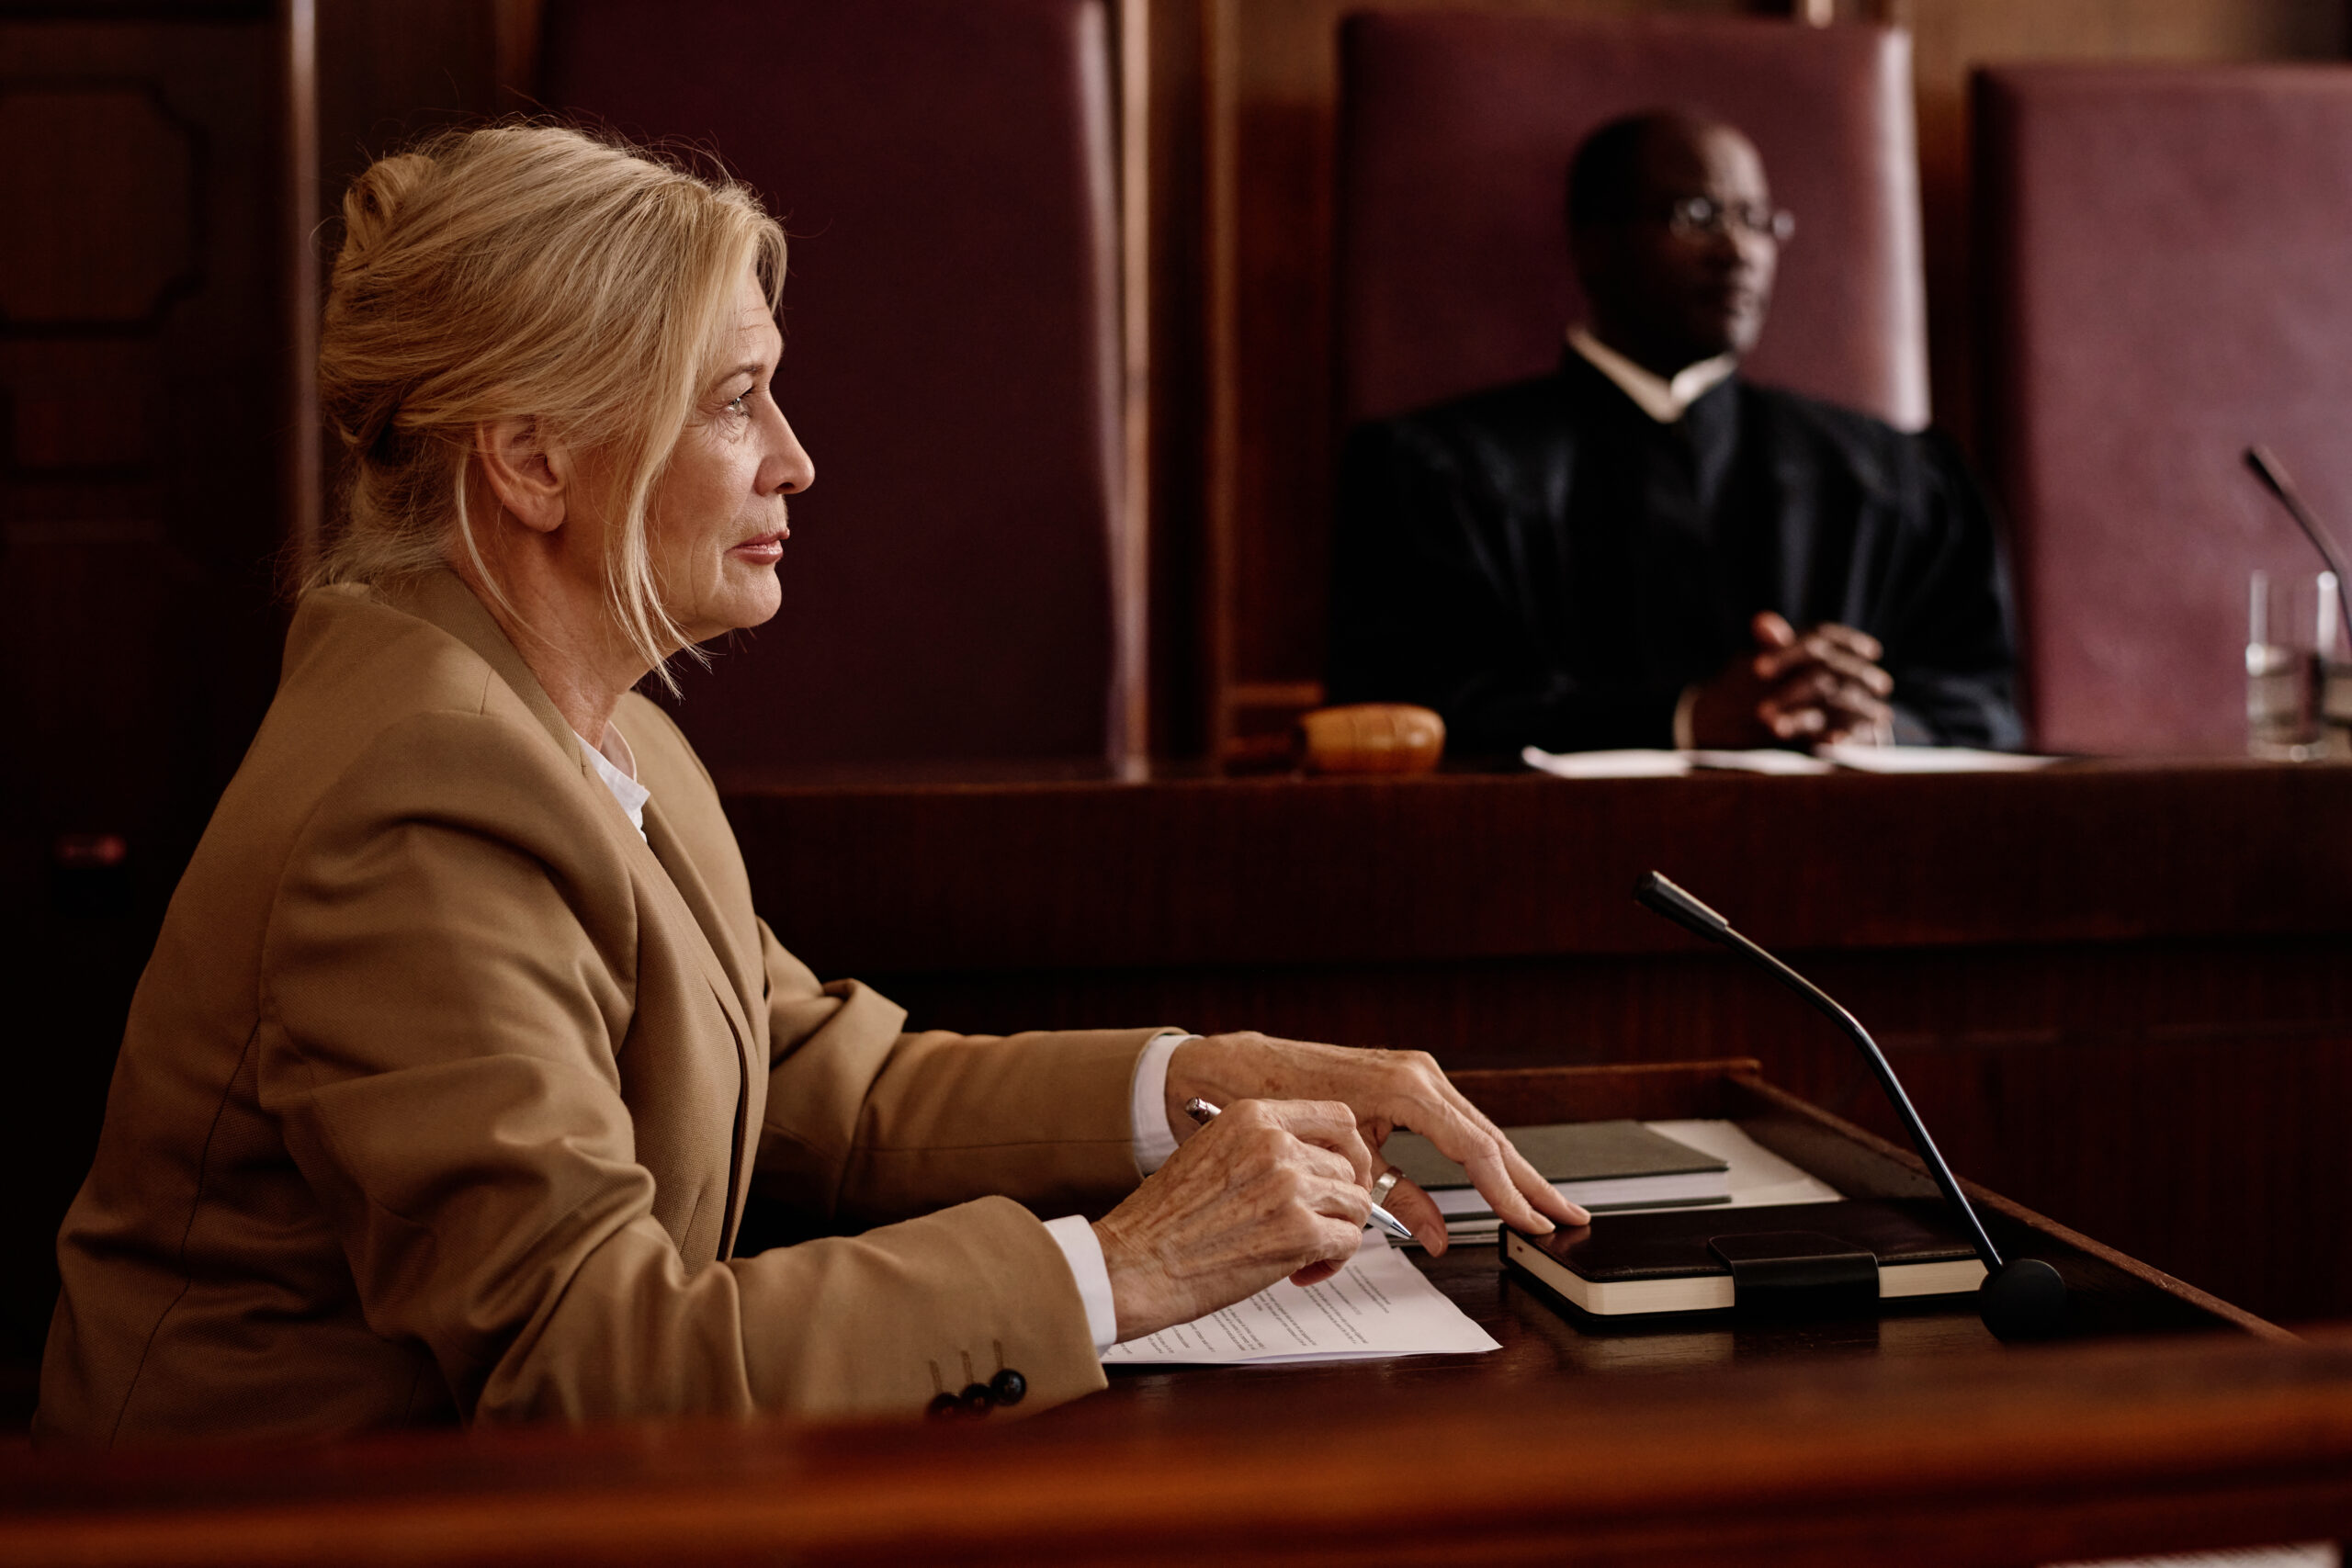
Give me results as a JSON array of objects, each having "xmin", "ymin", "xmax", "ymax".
[{"xmin": 1327, "ymin": 351, "xmax": 2024, "ymax": 754}]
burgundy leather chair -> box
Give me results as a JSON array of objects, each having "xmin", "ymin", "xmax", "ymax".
[
  {"xmin": 540, "ymin": 0, "xmax": 1125, "ymax": 773},
  {"xmin": 1336, "ymin": 12, "xmax": 1928, "ymax": 431},
  {"xmin": 1979, "ymin": 64, "xmax": 2352, "ymax": 755}
]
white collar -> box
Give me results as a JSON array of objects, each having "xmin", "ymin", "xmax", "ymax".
[
  {"xmin": 1567, "ymin": 325, "xmax": 1738, "ymax": 424},
  {"xmin": 576, "ymin": 722, "xmax": 650, "ymax": 842}
]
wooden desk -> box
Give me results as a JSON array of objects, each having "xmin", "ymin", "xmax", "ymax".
[
  {"xmin": 721, "ymin": 757, "xmax": 2352, "ymax": 1323},
  {"xmin": 1104, "ymin": 1062, "xmax": 2277, "ymax": 1402},
  {"xmin": 5, "ymin": 1062, "xmax": 2340, "ymax": 1568}
]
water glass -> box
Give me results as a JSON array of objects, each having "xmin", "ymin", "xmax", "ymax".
[{"xmin": 2247, "ymin": 570, "xmax": 2350, "ymax": 761}]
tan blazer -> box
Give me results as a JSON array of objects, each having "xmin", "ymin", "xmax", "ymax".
[{"xmin": 39, "ymin": 571, "xmax": 1159, "ymax": 1445}]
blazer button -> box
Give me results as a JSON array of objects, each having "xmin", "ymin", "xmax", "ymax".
[
  {"xmin": 926, "ymin": 1393, "xmax": 961, "ymax": 1420},
  {"xmin": 989, "ymin": 1368, "xmax": 1027, "ymax": 1407},
  {"xmin": 957, "ymin": 1383, "xmax": 996, "ymax": 1416}
]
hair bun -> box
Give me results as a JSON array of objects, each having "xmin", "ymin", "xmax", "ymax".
[{"xmin": 336, "ymin": 151, "xmax": 436, "ymax": 267}]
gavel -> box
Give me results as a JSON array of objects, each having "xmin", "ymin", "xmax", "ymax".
[
  {"xmin": 1293, "ymin": 703, "xmax": 1446, "ymax": 773},
  {"xmin": 1218, "ymin": 703, "xmax": 1445, "ymax": 773}
]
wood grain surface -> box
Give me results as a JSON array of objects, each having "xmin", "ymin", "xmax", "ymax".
[{"xmin": 724, "ymin": 758, "xmax": 2352, "ymax": 972}]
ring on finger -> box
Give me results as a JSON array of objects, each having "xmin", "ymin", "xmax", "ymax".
[{"xmin": 1368, "ymin": 1167, "xmax": 1403, "ymax": 1206}]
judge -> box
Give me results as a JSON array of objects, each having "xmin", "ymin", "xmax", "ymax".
[
  {"xmin": 37, "ymin": 124, "xmax": 1577, "ymax": 1444},
  {"xmin": 1327, "ymin": 111, "xmax": 2022, "ymax": 754}
]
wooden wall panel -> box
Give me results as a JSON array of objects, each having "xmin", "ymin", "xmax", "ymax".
[
  {"xmin": 0, "ymin": 3, "xmax": 286, "ymax": 1418},
  {"xmin": 314, "ymin": 0, "xmax": 498, "ymax": 192},
  {"xmin": 1139, "ymin": 0, "xmax": 1211, "ymax": 757}
]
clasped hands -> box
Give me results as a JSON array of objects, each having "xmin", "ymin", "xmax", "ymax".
[
  {"xmin": 1689, "ymin": 610, "xmax": 1894, "ymax": 748},
  {"xmin": 1090, "ymin": 1032, "xmax": 1586, "ymax": 1343}
]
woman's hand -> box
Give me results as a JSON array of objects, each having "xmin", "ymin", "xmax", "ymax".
[
  {"xmin": 1091, "ymin": 1099, "xmax": 1372, "ymax": 1343},
  {"xmin": 1163, "ymin": 1032, "xmax": 1588, "ymax": 1254}
]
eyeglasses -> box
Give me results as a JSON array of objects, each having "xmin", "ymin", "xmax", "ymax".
[{"xmin": 1659, "ymin": 196, "xmax": 1795, "ymax": 244}]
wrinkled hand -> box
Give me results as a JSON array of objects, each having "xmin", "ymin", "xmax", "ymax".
[
  {"xmin": 1163, "ymin": 1032, "xmax": 1587, "ymax": 1256},
  {"xmin": 1689, "ymin": 612, "xmax": 1894, "ymax": 747},
  {"xmin": 1091, "ymin": 1098, "xmax": 1372, "ymax": 1342}
]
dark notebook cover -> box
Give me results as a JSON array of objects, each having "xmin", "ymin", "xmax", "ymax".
[
  {"xmin": 1505, "ymin": 1199, "xmax": 1985, "ymax": 1318},
  {"xmin": 1385, "ymin": 1119, "xmax": 1726, "ymax": 1190},
  {"xmin": 1523, "ymin": 1199, "xmax": 1977, "ymax": 1280}
]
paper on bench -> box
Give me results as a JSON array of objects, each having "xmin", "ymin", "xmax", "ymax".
[
  {"xmin": 1815, "ymin": 743, "xmax": 2062, "ymax": 773},
  {"xmin": 1521, "ymin": 746, "xmax": 1836, "ymax": 778},
  {"xmin": 1523, "ymin": 742, "xmax": 2063, "ymax": 779},
  {"xmin": 1102, "ymin": 1233, "xmax": 1499, "ymax": 1365},
  {"xmin": 1641, "ymin": 1120, "xmax": 1843, "ymax": 1209},
  {"xmin": 1521, "ymin": 746, "xmax": 1690, "ymax": 778}
]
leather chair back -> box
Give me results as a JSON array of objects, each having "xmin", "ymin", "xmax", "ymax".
[
  {"xmin": 1336, "ymin": 12, "xmax": 1928, "ymax": 430},
  {"xmin": 541, "ymin": 0, "xmax": 1126, "ymax": 773},
  {"xmin": 1978, "ymin": 64, "xmax": 2352, "ymax": 754}
]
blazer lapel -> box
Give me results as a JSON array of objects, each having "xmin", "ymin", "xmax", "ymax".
[
  {"xmin": 387, "ymin": 569, "xmax": 763, "ymax": 1250},
  {"xmin": 642, "ymin": 797, "xmax": 762, "ymax": 1252}
]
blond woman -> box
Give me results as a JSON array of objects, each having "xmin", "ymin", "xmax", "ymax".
[{"xmin": 37, "ymin": 126, "xmax": 1575, "ymax": 1444}]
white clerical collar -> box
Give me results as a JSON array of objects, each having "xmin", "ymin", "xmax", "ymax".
[
  {"xmin": 576, "ymin": 723, "xmax": 650, "ymax": 841},
  {"xmin": 1567, "ymin": 325, "xmax": 1737, "ymax": 424}
]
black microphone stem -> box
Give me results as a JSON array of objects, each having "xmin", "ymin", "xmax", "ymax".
[
  {"xmin": 2245, "ymin": 446, "xmax": 2352, "ymax": 642},
  {"xmin": 1714, "ymin": 927, "xmax": 2006, "ymax": 1273},
  {"xmin": 1633, "ymin": 872, "xmax": 2063, "ymax": 1336}
]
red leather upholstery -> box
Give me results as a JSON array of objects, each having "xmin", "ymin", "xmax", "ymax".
[
  {"xmin": 540, "ymin": 0, "xmax": 1123, "ymax": 771},
  {"xmin": 1336, "ymin": 12, "xmax": 1927, "ymax": 430},
  {"xmin": 1979, "ymin": 65, "xmax": 2352, "ymax": 754}
]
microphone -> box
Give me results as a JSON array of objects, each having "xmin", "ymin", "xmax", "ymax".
[
  {"xmin": 1634, "ymin": 872, "xmax": 2068, "ymax": 1340},
  {"xmin": 2244, "ymin": 446, "xmax": 2352, "ymax": 641}
]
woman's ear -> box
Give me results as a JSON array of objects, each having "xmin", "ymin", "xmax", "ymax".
[{"xmin": 474, "ymin": 417, "xmax": 571, "ymax": 535}]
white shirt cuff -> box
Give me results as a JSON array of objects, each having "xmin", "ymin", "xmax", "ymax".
[
  {"xmin": 1671, "ymin": 683, "xmax": 1703, "ymax": 750},
  {"xmin": 1130, "ymin": 1030, "xmax": 1194, "ymax": 1176},
  {"xmin": 1042, "ymin": 1213, "xmax": 1120, "ymax": 1353}
]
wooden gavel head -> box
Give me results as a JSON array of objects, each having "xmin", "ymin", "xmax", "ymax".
[{"xmin": 1294, "ymin": 704, "xmax": 1446, "ymax": 774}]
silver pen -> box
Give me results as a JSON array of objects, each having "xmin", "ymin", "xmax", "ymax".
[{"xmin": 1182, "ymin": 1097, "xmax": 1417, "ymax": 1243}]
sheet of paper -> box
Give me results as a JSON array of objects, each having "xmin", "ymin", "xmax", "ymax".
[
  {"xmin": 2046, "ymin": 1546, "xmax": 2337, "ymax": 1568},
  {"xmin": 1817, "ymin": 743, "xmax": 2063, "ymax": 773},
  {"xmin": 1101, "ymin": 1233, "xmax": 1500, "ymax": 1365},
  {"xmin": 1688, "ymin": 748, "xmax": 1837, "ymax": 775},
  {"xmin": 1526, "ymin": 741, "xmax": 2062, "ymax": 779},
  {"xmin": 1521, "ymin": 745, "xmax": 1688, "ymax": 778},
  {"xmin": 1640, "ymin": 1120, "xmax": 1844, "ymax": 1209}
]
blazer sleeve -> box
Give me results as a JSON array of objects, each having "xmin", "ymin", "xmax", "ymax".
[
  {"xmin": 752, "ymin": 924, "xmax": 1161, "ymax": 1228},
  {"xmin": 258, "ymin": 710, "xmax": 1111, "ymax": 1426}
]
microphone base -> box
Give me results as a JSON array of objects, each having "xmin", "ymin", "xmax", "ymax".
[{"xmin": 1979, "ymin": 1258, "xmax": 2068, "ymax": 1341}]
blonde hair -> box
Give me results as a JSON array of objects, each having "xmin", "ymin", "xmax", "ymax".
[{"xmin": 313, "ymin": 122, "xmax": 786, "ymax": 676}]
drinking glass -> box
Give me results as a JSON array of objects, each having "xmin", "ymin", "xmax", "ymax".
[{"xmin": 2247, "ymin": 570, "xmax": 2349, "ymax": 761}]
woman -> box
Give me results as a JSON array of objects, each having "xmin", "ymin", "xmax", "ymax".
[{"xmin": 38, "ymin": 125, "xmax": 1575, "ymax": 1444}]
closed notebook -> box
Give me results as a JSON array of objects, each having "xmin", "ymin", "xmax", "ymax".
[
  {"xmin": 1504, "ymin": 1198, "xmax": 1987, "ymax": 1317},
  {"xmin": 1385, "ymin": 1120, "xmax": 1732, "ymax": 1218}
]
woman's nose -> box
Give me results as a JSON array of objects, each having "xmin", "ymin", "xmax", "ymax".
[{"xmin": 766, "ymin": 411, "xmax": 814, "ymax": 495}]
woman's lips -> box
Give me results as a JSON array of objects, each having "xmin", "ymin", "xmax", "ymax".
[{"xmin": 729, "ymin": 530, "xmax": 786, "ymax": 565}]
